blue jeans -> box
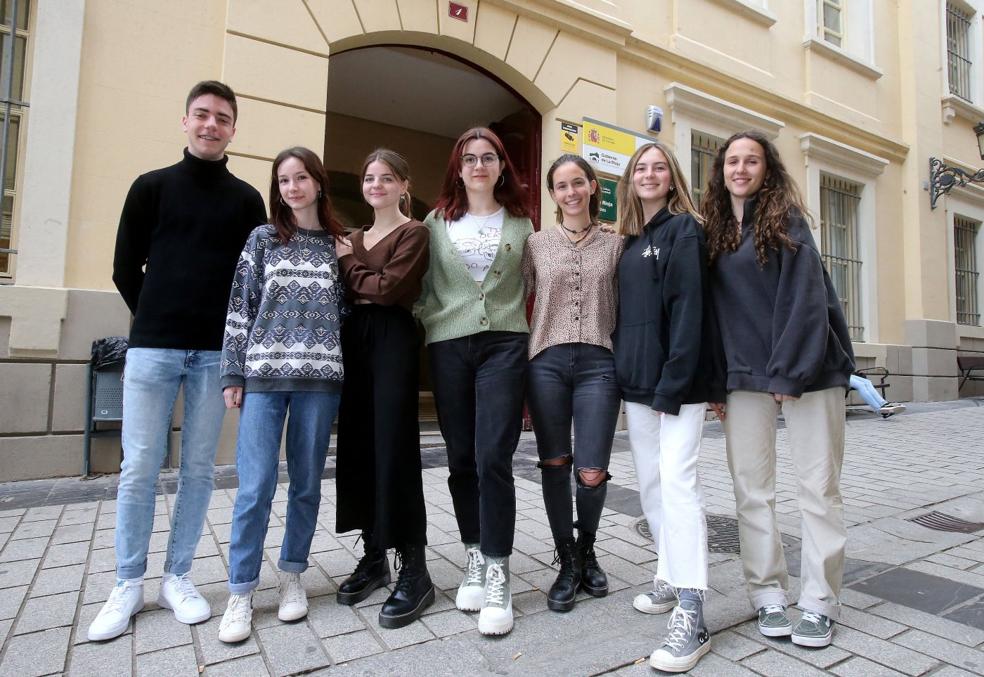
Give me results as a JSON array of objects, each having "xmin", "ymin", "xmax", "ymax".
[
  {"xmin": 527, "ymin": 343, "xmax": 620, "ymax": 541},
  {"xmin": 849, "ymin": 374, "xmax": 887, "ymax": 412},
  {"xmin": 115, "ymin": 348, "xmax": 226, "ymax": 579},
  {"xmin": 227, "ymin": 390, "xmax": 340, "ymax": 594}
]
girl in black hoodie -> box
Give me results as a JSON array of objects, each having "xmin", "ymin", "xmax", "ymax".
[
  {"xmin": 701, "ymin": 131, "xmax": 855, "ymax": 650},
  {"xmin": 613, "ymin": 141, "xmax": 724, "ymax": 673}
]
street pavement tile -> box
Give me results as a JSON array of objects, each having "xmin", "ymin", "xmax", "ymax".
[
  {"xmin": 61, "ymin": 507, "xmax": 98, "ymax": 526},
  {"xmin": 0, "ymin": 619, "xmax": 9, "ymax": 648},
  {"xmin": 194, "ymin": 614, "xmax": 260, "ymax": 665},
  {"xmin": 134, "ymin": 644, "xmax": 198, "ymax": 677},
  {"xmin": 831, "ymin": 625, "xmax": 940, "ymax": 676},
  {"xmin": 247, "ymin": 588, "xmax": 284, "ymax": 630},
  {"xmin": 927, "ymin": 552, "xmax": 981, "ymax": 570},
  {"xmin": 944, "ymin": 599, "xmax": 984, "ymax": 632},
  {"xmin": 420, "ymin": 608, "xmax": 478, "ymax": 637},
  {"xmin": 14, "ymin": 590, "xmax": 79, "ymax": 634},
  {"xmin": 0, "ymin": 585, "xmax": 26, "ymax": 619},
  {"xmin": 22, "ymin": 505, "xmax": 64, "ymax": 522},
  {"xmin": 87, "ymin": 547, "xmax": 115, "ymax": 574},
  {"xmin": 850, "ymin": 566, "xmax": 984, "ymax": 615},
  {"xmin": 512, "ymin": 589, "xmax": 549, "ymax": 616},
  {"xmin": 0, "ymin": 558, "xmax": 39, "ymax": 589},
  {"xmin": 892, "ymin": 629, "xmax": 984, "ymax": 674},
  {"xmin": 322, "ymin": 629, "xmax": 385, "ymax": 663},
  {"xmin": 92, "ymin": 529, "xmax": 115, "ymax": 549},
  {"xmin": 594, "ymin": 553, "xmax": 652, "ymax": 586},
  {"xmin": 67, "ymin": 633, "xmax": 133, "ymax": 676},
  {"xmin": 299, "ymin": 565, "xmax": 335, "ymax": 598},
  {"xmin": 190, "ymin": 555, "xmax": 227, "ymax": 585},
  {"xmin": 419, "ymin": 589, "xmax": 456, "ymax": 616},
  {"xmin": 739, "ymin": 648, "xmax": 831, "ymax": 677},
  {"xmin": 732, "ymin": 620, "xmax": 851, "ymax": 669},
  {"xmin": 312, "ymin": 549, "xmax": 358, "ymax": 578},
  {"xmin": 839, "ymin": 587, "xmax": 883, "ymax": 610},
  {"xmin": 830, "ymin": 656, "xmax": 907, "ymax": 676},
  {"xmin": 595, "ymin": 538, "xmax": 658, "ymax": 565},
  {"xmin": 52, "ymin": 523, "xmax": 95, "ymax": 545},
  {"xmin": 82, "ymin": 570, "xmax": 119, "ymax": 604},
  {"xmin": 709, "ymin": 629, "xmax": 768, "ymax": 661},
  {"xmin": 194, "ymin": 537, "xmax": 221, "ymax": 558},
  {"xmin": 201, "ymin": 654, "xmax": 270, "ymax": 677},
  {"xmin": 376, "ymin": 617, "xmax": 436, "ymax": 649},
  {"xmin": 870, "ymin": 601, "xmax": 984, "ymax": 646},
  {"xmin": 0, "ymin": 626, "xmax": 70, "ymax": 676},
  {"xmin": 30, "ymin": 563, "xmax": 85, "ymax": 598},
  {"xmin": 688, "ymin": 652, "xmax": 762, "ymax": 676},
  {"xmin": 0, "ymin": 536, "xmax": 48, "ymax": 562},
  {"xmin": 928, "ymin": 666, "xmax": 984, "ymax": 677},
  {"xmin": 910, "ymin": 560, "xmax": 984, "ymax": 591},
  {"xmin": 10, "ymin": 519, "xmax": 56, "ymax": 541},
  {"xmin": 0, "ymin": 516, "xmax": 20, "ymax": 533},
  {"xmin": 256, "ymin": 622, "xmax": 331, "ymax": 676},
  {"xmin": 836, "ymin": 606, "xmax": 907, "ymax": 639},
  {"xmin": 424, "ymin": 557, "xmax": 463, "ymax": 592},
  {"xmin": 134, "ymin": 608, "xmax": 193, "ymax": 654},
  {"xmin": 43, "ymin": 541, "xmax": 90, "ymax": 569}
]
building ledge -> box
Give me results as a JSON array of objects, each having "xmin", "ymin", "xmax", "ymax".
[
  {"xmin": 663, "ymin": 82, "xmax": 784, "ymax": 138},
  {"xmin": 941, "ymin": 94, "xmax": 984, "ymax": 125},
  {"xmin": 799, "ymin": 133, "xmax": 888, "ymax": 177},
  {"xmin": 707, "ymin": 0, "xmax": 776, "ymax": 27},
  {"xmin": 803, "ymin": 37, "xmax": 882, "ymax": 80}
]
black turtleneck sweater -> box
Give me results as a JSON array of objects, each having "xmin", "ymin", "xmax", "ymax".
[{"xmin": 112, "ymin": 149, "xmax": 267, "ymax": 350}]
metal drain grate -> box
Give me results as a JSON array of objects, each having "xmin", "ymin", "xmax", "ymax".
[
  {"xmin": 633, "ymin": 515, "xmax": 742, "ymax": 554},
  {"xmin": 908, "ymin": 511, "xmax": 984, "ymax": 534}
]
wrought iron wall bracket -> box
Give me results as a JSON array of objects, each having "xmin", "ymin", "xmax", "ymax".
[{"xmin": 930, "ymin": 156, "xmax": 984, "ymax": 209}]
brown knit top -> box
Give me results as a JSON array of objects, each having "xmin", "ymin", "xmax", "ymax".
[
  {"xmin": 338, "ymin": 219, "xmax": 430, "ymax": 310},
  {"xmin": 521, "ymin": 226, "xmax": 623, "ymax": 359}
]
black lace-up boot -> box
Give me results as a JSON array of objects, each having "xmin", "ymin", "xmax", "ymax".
[
  {"xmin": 576, "ymin": 529, "xmax": 608, "ymax": 597},
  {"xmin": 337, "ymin": 532, "xmax": 390, "ymax": 605},
  {"xmin": 378, "ymin": 544, "xmax": 434, "ymax": 628},
  {"xmin": 547, "ymin": 537, "xmax": 581, "ymax": 612}
]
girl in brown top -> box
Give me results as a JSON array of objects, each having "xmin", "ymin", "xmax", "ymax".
[
  {"xmin": 333, "ymin": 149, "xmax": 432, "ymax": 629},
  {"xmin": 521, "ymin": 154, "xmax": 623, "ymax": 613}
]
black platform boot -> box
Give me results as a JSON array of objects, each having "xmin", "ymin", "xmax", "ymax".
[
  {"xmin": 379, "ymin": 544, "xmax": 435, "ymax": 629},
  {"xmin": 547, "ymin": 537, "xmax": 581, "ymax": 612},
  {"xmin": 337, "ymin": 532, "xmax": 390, "ymax": 605},
  {"xmin": 576, "ymin": 529, "xmax": 609, "ymax": 597}
]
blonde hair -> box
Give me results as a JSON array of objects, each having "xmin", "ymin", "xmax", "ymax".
[{"xmin": 616, "ymin": 141, "xmax": 702, "ymax": 236}]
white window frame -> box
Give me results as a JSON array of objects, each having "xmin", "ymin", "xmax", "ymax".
[
  {"xmin": 944, "ymin": 178, "xmax": 984, "ymax": 335},
  {"xmin": 803, "ymin": 0, "xmax": 879, "ymax": 77},
  {"xmin": 800, "ymin": 133, "xmax": 887, "ymax": 344},
  {"xmin": 663, "ymin": 83, "xmax": 784, "ymax": 202},
  {"xmin": 941, "ymin": 0, "xmax": 984, "ymax": 123}
]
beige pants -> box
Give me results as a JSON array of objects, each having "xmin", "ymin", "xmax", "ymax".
[{"xmin": 724, "ymin": 388, "xmax": 847, "ymax": 619}]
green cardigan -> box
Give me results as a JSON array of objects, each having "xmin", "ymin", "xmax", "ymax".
[{"xmin": 416, "ymin": 209, "xmax": 533, "ymax": 345}]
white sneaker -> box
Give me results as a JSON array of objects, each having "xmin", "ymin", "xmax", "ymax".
[
  {"xmin": 157, "ymin": 572, "xmax": 211, "ymax": 624},
  {"xmin": 87, "ymin": 579, "xmax": 145, "ymax": 641},
  {"xmin": 218, "ymin": 593, "xmax": 253, "ymax": 643},
  {"xmin": 478, "ymin": 560, "xmax": 513, "ymax": 636},
  {"xmin": 455, "ymin": 545, "xmax": 485, "ymax": 612},
  {"xmin": 278, "ymin": 571, "xmax": 308, "ymax": 622}
]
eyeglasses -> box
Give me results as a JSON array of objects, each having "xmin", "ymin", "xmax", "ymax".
[{"xmin": 461, "ymin": 153, "xmax": 500, "ymax": 168}]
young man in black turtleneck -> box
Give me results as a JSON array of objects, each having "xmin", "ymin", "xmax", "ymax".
[{"xmin": 88, "ymin": 81, "xmax": 266, "ymax": 642}]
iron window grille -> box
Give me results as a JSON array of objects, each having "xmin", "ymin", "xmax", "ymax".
[
  {"xmin": 820, "ymin": 174, "xmax": 865, "ymax": 342},
  {"xmin": 690, "ymin": 130, "xmax": 724, "ymax": 207},
  {"xmin": 0, "ymin": 0, "xmax": 29, "ymax": 277},
  {"xmin": 955, "ymin": 215, "xmax": 980, "ymax": 326},
  {"xmin": 947, "ymin": 3, "xmax": 974, "ymax": 102}
]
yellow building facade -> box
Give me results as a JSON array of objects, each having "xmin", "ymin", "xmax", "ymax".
[{"xmin": 1, "ymin": 0, "xmax": 983, "ymax": 480}]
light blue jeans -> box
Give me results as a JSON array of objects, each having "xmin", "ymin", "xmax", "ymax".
[
  {"xmin": 115, "ymin": 348, "xmax": 226, "ymax": 580},
  {"xmin": 849, "ymin": 374, "xmax": 887, "ymax": 412},
  {"xmin": 227, "ymin": 390, "xmax": 340, "ymax": 594}
]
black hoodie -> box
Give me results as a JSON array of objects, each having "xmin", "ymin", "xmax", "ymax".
[
  {"xmin": 710, "ymin": 200, "xmax": 855, "ymax": 396},
  {"xmin": 613, "ymin": 208, "xmax": 726, "ymax": 415}
]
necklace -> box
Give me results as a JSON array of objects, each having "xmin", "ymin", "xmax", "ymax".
[
  {"xmin": 560, "ymin": 220, "xmax": 592, "ymax": 235},
  {"xmin": 559, "ymin": 222, "xmax": 594, "ymax": 247}
]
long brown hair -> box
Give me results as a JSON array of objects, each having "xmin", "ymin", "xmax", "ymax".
[
  {"xmin": 434, "ymin": 127, "xmax": 530, "ymax": 221},
  {"xmin": 616, "ymin": 141, "xmax": 701, "ymax": 236},
  {"xmin": 269, "ymin": 147, "xmax": 343, "ymax": 243},
  {"xmin": 546, "ymin": 154, "xmax": 600, "ymax": 222},
  {"xmin": 700, "ymin": 130, "xmax": 806, "ymax": 265},
  {"xmin": 362, "ymin": 148, "xmax": 413, "ymax": 218}
]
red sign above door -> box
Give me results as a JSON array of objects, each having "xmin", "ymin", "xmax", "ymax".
[{"xmin": 449, "ymin": 2, "xmax": 468, "ymax": 22}]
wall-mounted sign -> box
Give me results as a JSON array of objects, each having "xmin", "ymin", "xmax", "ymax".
[
  {"xmin": 560, "ymin": 121, "xmax": 580, "ymax": 153},
  {"xmin": 449, "ymin": 2, "xmax": 468, "ymax": 21},
  {"xmin": 598, "ymin": 177, "xmax": 618, "ymax": 223},
  {"xmin": 581, "ymin": 117, "xmax": 652, "ymax": 176}
]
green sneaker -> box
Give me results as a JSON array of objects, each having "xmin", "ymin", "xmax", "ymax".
[
  {"xmin": 757, "ymin": 604, "xmax": 792, "ymax": 637},
  {"xmin": 792, "ymin": 610, "xmax": 833, "ymax": 647}
]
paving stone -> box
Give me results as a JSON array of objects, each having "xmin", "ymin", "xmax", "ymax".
[
  {"xmin": 376, "ymin": 618, "xmax": 436, "ymax": 649},
  {"xmin": 82, "ymin": 570, "xmax": 119, "ymax": 604},
  {"xmin": 836, "ymin": 605, "xmax": 907, "ymax": 639},
  {"xmin": 869, "ymin": 601, "xmax": 984, "ymax": 647},
  {"xmin": 850, "ymin": 567, "xmax": 984, "ymax": 615},
  {"xmin": 830, "ymin": 656, "xmax": 907, "ymax": 676},
  {"xmin": 190, "ymin": 555, "xmax": 228, "ymax": 585},
  {"xmin": 322, "ymin": 629, "xmax": 385, "ymax": 663},
  {"xmin": 134, "ymin": 644, "xmax": 198, "ymax": 676},
  {"xmin": 88, "ymin": 547, "xmax": 116, "ymax": 574},
  {"xmin": 14, "ymin": 590, "xmax": 79, "ymax": 634},
  {"xmin": 0, "ymin": 585, "xmax": 26, "ymax": 620},
  {"xmin": 0, "ymin": 558, "xmax": 40, "ymax": 589},
  {"xmin": 689, "ymin": 652, "xmax": 761, "ymax": 676},
  {"xmin": 0, "ymin": 626, "xmax": 70, "ymax": 676},
  {"xmin": 831, "ymin": 625, "xmax": 940, "ymax": 676},
  {"xmin": 10, "ymin": 519, "xmax": 57, "ymax": 541},
  {"xmin": 67, "ymin": 633, "xmax": 133, "ymax": 676},
  {"xmin": 739, "ymin": 648, "xmax": 830, "ymax": 676},
  {"xmin": 420, "ymin": 608, "xmax": 478, "ymax": 637},
  {"xmin": 710, "ymin": 629, "xmax": 768, "ymax": 661},
  {"xmin": 512, "ymin": 589, "xmax": 550, "ymax": 616},
  {"xmin": 195, "ymin": 614, "xmax": 260, "ymax": 666},
  {"xmin": 22, "ymin": 505, "xmax": 64, "ymax": 522},
  {"xmin": 892, "ymin": 629, "xmax": 984, "ymax": 674},
  {"xmin": 133, "ymin": 608, "xmax": 193, "ymax": 654},
  {"xmin": 43, "ymin": 541, "xmax": 90, "ymax": 568},
  {"xmin": 944, "ymin": 599, "xmax": 984, "ymax": 632},
  {"xmin": 0, "ymin": 536, "xmax": 48, "ymax": 562},
  {"xmin": 52, "ymin": 523, "xmax": 95, "ymax": 545},
  {"xmin": 839, "ymin": 587, "xmax": 883, "ymax": 610},
  {"xmin": 0, "ymin": 619, "xmax": 9, "ymax": 648},
  {"xmin": 927, "ymin": 666, "xmax": 984, "ymax": 677},
  {"xmin": 61, "ymin": 507, "xmax": 98, "ymax": 526},
  {"xmin": 30, "ymin": 563, "xmax": 85, "ymax": 598},
  {"xmin": 0, "ymin": 516, "xmax": 20, "ymax": 533},
  {"xmin": 256, "ymin": 622, "xmax": 331, "ymax": 676},
  {"xmin": 733, "ymin": 620, "xmax": 851, "ymax": 669},
  {"xmin": 201, "ymin": 654, "xmax": 270, "ymax": 676}
]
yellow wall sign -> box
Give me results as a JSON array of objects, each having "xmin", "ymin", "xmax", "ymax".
[
  {"xmin": 560, "ymin": 121, "xmax": 580, "ymax": 153},
  {"xmin": 581, "ymin": 117, "xmax": 652, "ymax": 176}
]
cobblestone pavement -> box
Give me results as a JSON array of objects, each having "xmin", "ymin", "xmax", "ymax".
[{"xmin": 0, "ymin": 401, "xmax": 983, "ymax": 675}]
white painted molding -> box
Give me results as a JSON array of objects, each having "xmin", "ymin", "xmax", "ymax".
[
  {"xmin": 941, "ymin": 94, "xmax": 984, "ymax": 125},
  {"xmin": 799, "ymin": 133, "xmax": 888, "ymax": 177},
  {"xmin": 663, "ymin": 83, "xmax": 784, "ymax": 139},
  {"xmin": 802, "ymin": 37, "xmax": 883, "ymax": 79},
  {"xmin": 707, "ymin": 0, "xmax": 777, "ymax": 27}
]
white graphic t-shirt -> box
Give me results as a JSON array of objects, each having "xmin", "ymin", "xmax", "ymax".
[{"xmin": 447, "ymin": 208, "xmax": 504, "ymax": 282}]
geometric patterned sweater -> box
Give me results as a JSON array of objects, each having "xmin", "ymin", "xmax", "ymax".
[{"xmin": 220, "ymin": 224, "xmax": 345, "ymax": 393}]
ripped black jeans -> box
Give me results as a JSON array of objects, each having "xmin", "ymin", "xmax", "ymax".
[{"xmin": 527, "ymin": 343, "xmax": 621, "ymax": 543}]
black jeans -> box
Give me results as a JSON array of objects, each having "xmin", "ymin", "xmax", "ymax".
[
  {"xmin": 336, "ymin": 305, "xmax": 427, "ymax": 549},
  {"xmin": 428, "ymin": 331, "xmax": 528, "ymax": 557},
  {"xmin": 527, "ymin": 343, "xmax": 620, "ymax": 542}
]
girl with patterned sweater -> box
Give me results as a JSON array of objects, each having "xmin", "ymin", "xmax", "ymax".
[{"xmin": 217, "ymin": 147, "xmax": 346, "ymax": 643}]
